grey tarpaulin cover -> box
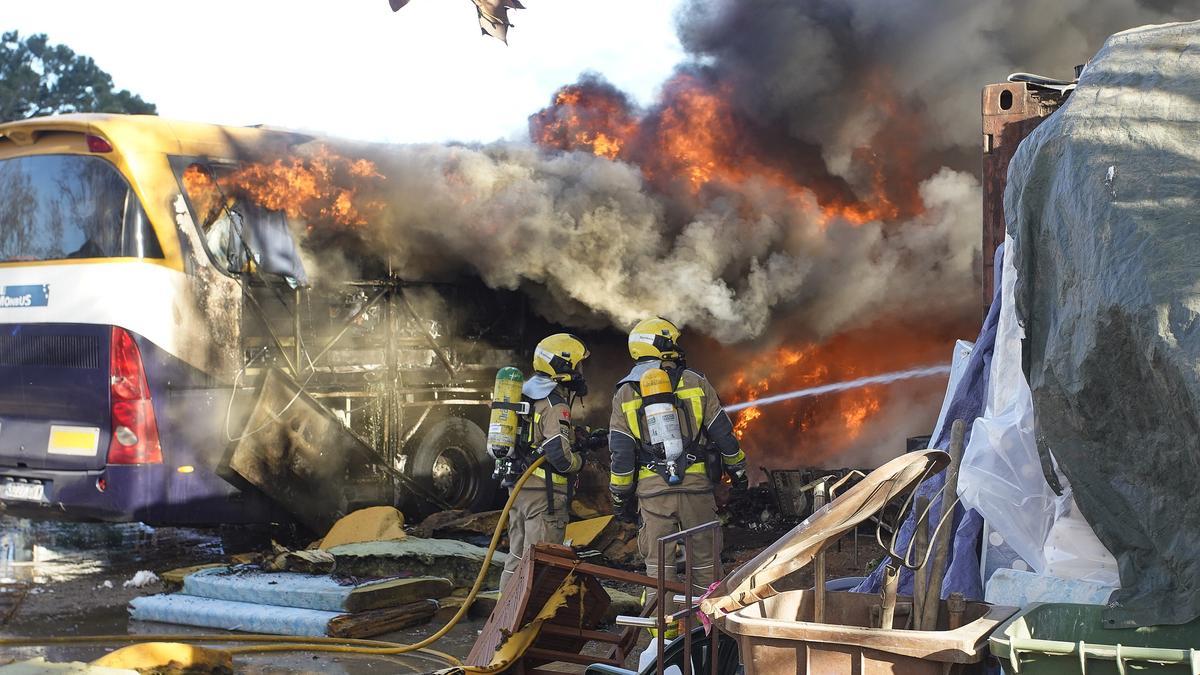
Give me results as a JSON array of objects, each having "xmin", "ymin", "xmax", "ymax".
[{"xmin": 1006, "ymin": 21, "xmax": 1200, "ymax": 628}]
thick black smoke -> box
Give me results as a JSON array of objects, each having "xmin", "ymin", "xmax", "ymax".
[{"xmin": 301, "ymin": 2, "xmax": 1192, "ymax": 346}]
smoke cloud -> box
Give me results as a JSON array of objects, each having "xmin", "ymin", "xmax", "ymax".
[
  {"xmin": 311, "ymin": 142, "xmax": 974, "ymax": 344},
  {"xmin": 301, "ymin": 1, "xmax": 1188, "ymax": 347},
  {"xmin": 260, "ymin": 1, "xmax": 1193, "ymax": 466}
]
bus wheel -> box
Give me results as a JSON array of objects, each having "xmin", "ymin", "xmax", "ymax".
[{"xmin": 407, "ymin": 417, "xmax": 497, "ymax": 515}]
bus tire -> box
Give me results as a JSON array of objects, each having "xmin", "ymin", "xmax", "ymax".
[{"xmin": 407, "ymin": 416, "xmax": 498, "ymax": 515}]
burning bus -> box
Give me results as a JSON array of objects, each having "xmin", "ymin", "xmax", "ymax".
[{"xmin": 0, "ymin": 114, "xmax": 525, "ymax": 530}]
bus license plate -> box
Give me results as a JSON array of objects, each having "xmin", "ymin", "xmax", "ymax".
[{"xmin": 1, "ymin": 482, "xmax": 45, "ymax": 502}]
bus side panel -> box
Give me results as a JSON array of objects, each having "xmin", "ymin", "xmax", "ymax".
[{"xmin": 136, "ymin": 335, "xmax": 286, "ymax": 526}]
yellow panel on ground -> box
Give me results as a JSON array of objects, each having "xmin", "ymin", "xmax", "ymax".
[
  {"xmin": 564, "ymin": 515, "xmax": 613, "ymax": 548},
  {"xmin": 319, "ymin": 506, "xmax": 407, "ymax": 550}
]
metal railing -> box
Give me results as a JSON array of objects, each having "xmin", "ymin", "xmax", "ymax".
[{"xmin": 656, "ymin": 520, "xmax": 722, "ymax": 675}]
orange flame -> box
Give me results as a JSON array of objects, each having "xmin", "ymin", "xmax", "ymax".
[
  {"xmin": 530, "ymin": 81, "xmax": 638, "ymax": 160},
  {"xmin": 716, "ymin": 320, "xmax": 956, "ymax": 468},
  {"xmin": 182, "ymin": 146, "xmax": 386, "ymax": 232},
  {"xmin": 531, "ymin": 71, "xmax": 928, "ymax": 227}
]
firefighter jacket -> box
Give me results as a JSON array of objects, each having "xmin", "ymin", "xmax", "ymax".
[
  {"xmin": 607, "ymin": 360, "xmax": 745, "ymax": 495},
  {"xmin": 520, "ymin": 375, "xmax": 583, "ymax": 490}
]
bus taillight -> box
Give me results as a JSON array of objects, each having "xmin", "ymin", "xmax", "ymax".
[
  {"xmin": 86, "ymin": 135, "xmax": 113, "ymax": 153},
  {"xmin": 107, "ymin": 327, "xmax": 163, "ymax": 465}
]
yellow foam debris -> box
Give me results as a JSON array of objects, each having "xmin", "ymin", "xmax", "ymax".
[
  {"xmin": 160, "ymin": 563, "xmax": 225, "ymax": 586},
  {"xmin": 319, "ymin": 506, "xmax": 407, "ymax": 550},
  {"xmin": 91, "ymin": 643, "xmax": 232, "ymax": 672},
  {"xmin": 564, "ymin": 515, "xmax": 613, "ymax": 548}
]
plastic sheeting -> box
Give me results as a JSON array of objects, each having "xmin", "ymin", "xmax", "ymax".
[
  {"xmin": 984, "ymin": 568, "xmax": 1115, "ymax": 608},
  {"xmin": 959, "ymin": 236, "xmax": 1055, "ymax": 574},
  {"xmin": 962, "ymin": 235, "xmax": 1119, "ymax": 589},
  {"xmin": 1006, "ymin": 21, "xmax": 1200, "ymax": 627}
]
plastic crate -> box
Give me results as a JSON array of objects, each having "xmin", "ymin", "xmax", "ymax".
[{"xmin": 989, "ymin": 603, "xmax": 1200, "ymax": 674}]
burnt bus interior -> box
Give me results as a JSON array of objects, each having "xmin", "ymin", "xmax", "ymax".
[{"xmin": 173, "ymin": 157, "xmax": 537, "ymax": 526}]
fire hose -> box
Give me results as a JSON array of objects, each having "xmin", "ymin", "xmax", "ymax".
[{"xmin": 0, "ymin": 456, "xmax": 551, "ymax": 669}]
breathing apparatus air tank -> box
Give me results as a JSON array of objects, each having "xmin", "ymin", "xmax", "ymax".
[
  {"xmin": 487, "ymin": 366, "xmax": 526, "ymax": 460},
  {"xmin": 640, "ymin": 368, "xmax": 685, "ymax": 484}
]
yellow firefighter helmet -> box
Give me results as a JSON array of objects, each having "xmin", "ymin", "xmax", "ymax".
[
  {"xmin": 533, "ymin": 333, "xmax": 589, "ymax": 381},
  {"xmin": 628, "ymin": 317, "xmax": 682, "ymax": 361}
]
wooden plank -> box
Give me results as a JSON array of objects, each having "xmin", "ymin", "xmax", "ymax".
[
  {"xmin": 540, "ymin": 624, "xmax": 622, "ymax": 644},
  {"xmin": 160, "ymin": 563, "xmax": 225, "ymax": 586},
  {"xmin": 525, "ymin": 648, "xmax": 620, "ymax": 667},
  {"xmin": 530, "ymin": 551, "xmax": 687, "ymax": 594},
  {"xmin": 468, "ymin": 546, "xmax": 609, "ymax": 668},
  {"xmin": 326, "ymin": 600, "xmax": 437, "ymax": 638},
  {"xmin": 466, "ymin": 552, "xmax": 541, "ymax": 666}
]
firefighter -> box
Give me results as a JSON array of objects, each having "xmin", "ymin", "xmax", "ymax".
[
  {"xmin": 497, "ymin": 333, "xmax": 590, "ymax": 590},
  {"xmin": 608, "ymin": 318, "xmax": 748, "ymax": 615}
]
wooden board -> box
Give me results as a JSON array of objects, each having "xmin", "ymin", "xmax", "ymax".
[
  {"xmin": 466, "ymin": 545, "xmax": 611, "ymax": 670},
  {"xmin": 326, "ymin": 600, "xmax": 437, "ymax": 638}
]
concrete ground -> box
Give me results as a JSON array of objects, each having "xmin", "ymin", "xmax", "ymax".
[
  {"xmin": 0, "ymin": 516, "xmax": 885, "ymax": 673},
  {"xmin": 0, "ymin": 517, "xmax": 480, "ymax": 672}
]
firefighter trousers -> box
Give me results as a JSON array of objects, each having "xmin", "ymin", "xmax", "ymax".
[
  {"xmin": 636, "ymin": 473, "xmax": 721, "ymax": 607},
  {"xmin": 501, "ymin": 485, "xmax": 568, "ymax": 592}
]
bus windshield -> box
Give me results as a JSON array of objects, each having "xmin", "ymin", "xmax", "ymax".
[{"xmin": 0, "ymin": 154, "xmax": 162, "ymax": 263}]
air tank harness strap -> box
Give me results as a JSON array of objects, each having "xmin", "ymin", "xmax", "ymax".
[
  {"xmin": 491, "ymin": 400, "xmax": 529, "ymax": 414},
  {"xmin": 639, "ymin": 457, "xmax": 708, "ymax": 482},
  {"xmin": 525, "ymin": 405, "xmax": 569, "ymax": 515}
]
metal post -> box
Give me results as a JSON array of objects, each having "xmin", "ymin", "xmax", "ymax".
[
  {"xmin": 653, "ymin": 521, "xmax": 722, "ymax": 675},
  {"xmin": 384, "ymin": 288, "xmax": 395, "ymax": 466},
  {"xmin": 812, "ymin": 480, "xmax": 829, "ymax": 623},
  {"xmin": 293, "ymin": 287, "xmax": 302, "ymax": 378},
  {"xmin": 657, "ymin": 536, "xmax": 666, "ymax": 675},
  {"xmin": 711, "ymin": 522, "xmax": 719, "ymax": 675},
  {"xmin": 853, "ymin": 523, "xmax": 859, "ymax": 569},
  {"xmin": 683, "ymin": 537, "xmax": 693, "ymax": 675}
]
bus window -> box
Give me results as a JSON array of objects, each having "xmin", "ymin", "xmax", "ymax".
[
  {"xmin": 178, "ymin": 163, "xmax": 247, "ymax": 273},
  {"xmin": 0, "ymin": 154, "xmax": 163, "ymax": 263},
  {"xmin": 176, "ymin": 161, "xmax": 307, "ymax": 285}
]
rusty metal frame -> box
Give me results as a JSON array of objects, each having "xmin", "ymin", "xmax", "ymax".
[
  {"xmin": 981, "ymin": 79, "xmax": 1070, "ymax": 305},
  {"xmin": 234, "ymin": 276, "xmax": 503, "ymax": 512}
]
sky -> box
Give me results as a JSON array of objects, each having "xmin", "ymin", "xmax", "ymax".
[{"xmin": 4, "ymin": 1, "xmax": 688, "ymax": 144}]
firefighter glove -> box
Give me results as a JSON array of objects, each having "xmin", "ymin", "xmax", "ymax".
[
  {"xmin": 573, "ymin": 426, "xmax": 608, "ymax": 453},
  {"xmin": 611, "ymin": 491, "xmax": 638, "ymax": 524}
]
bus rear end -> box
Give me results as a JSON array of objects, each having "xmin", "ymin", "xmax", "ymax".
[{"xmin": 0, "ymin": 120, "xmax": 272, "ymax": 524}]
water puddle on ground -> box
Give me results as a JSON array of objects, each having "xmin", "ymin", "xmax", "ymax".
[{"xmin": 0, "ymin": 517, "xmax": 221, "ymax": 584}]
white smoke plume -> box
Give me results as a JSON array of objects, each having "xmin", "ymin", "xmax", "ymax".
[{"xmin": 320, "ymin": 142, "xmax": 977, "ymax": 344}]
